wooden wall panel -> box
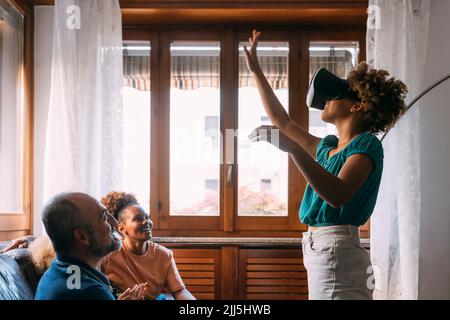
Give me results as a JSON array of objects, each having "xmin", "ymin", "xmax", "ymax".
[{"xmin": 32, "ymin": 1, "xmax": 368, "ymax": 25}]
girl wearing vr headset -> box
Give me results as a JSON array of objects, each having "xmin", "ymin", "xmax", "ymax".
[{"xmin": 244, "ymin": 30, "xmax": 407, "ymax": 300}]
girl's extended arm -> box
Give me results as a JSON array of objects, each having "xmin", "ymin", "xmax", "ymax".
[
  {"xmin": 244, "ymin": 30, "xmax": 321, "ymax": 157},
  {"xmin": 250, "ymin": 127, "xmax": 373, "ymax": 208},
  {"xmin": 289, "ymin": 145, "xmax": 373, "ymax": 207}
]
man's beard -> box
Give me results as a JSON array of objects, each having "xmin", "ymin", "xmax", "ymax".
[{"xmin": 88, "ymin": 227, "xmax": 122, "ymax": 258}]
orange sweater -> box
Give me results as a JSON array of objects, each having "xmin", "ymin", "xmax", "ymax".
[{"xmin": 101, "ymin": 241, "xmax": 185, "ymax": 299}]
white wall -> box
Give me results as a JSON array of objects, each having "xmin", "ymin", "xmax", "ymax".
[
  {"xmin": 419, "ymin": 0, "xmax": 450, "ymax": 300},
  {"xmin": 33, "ymin": 6, "xmax": 53, "ymax": 236}
]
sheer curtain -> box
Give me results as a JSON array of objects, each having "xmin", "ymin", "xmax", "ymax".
[
  {"xmin": 44, "ymin": 0, "xmax": 123, "ymax": 202},
  {"xmin": 367, "ymin": 0, "xmax": 430, "ymax": 299}
]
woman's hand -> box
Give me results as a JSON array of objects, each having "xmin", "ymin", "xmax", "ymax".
[
  {"xmin": 117, "ymin": 282, "xmax": 148, "ymax": 300},
  {"xmin": 249, "ymin": 125, "xmax": 298, "ymax": 153},
  {"xmin": 0, "ymin": 235, "xmax": 35, "ymax": 254},
  {"xmin": 243, "ymin": 29, "xmax": 262, "ymax": 73}
]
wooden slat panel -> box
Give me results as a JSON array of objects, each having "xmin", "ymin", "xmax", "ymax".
[
  {"xmin": 247, "ymin": 286, "xmax": 308, "ymax": 294},
  {"xmin": 240, "ymin": 249, "xmax": 310, "ymax": 299},
  {"xmin": 175, "ymin": 257, "xmax": 215, "ymax": 264},
  {"xmin": 246, "ymin": 271, "xmax": 307, "ymax": 279},
  {"xmin": 184, "ymin": 278, "xmax": 214, "ymax": 285},
  {"xmin": 247, "ymin": 258, "xmax": 303, "ymax": 264},
  {"xmin": 247, "ymin": 293, "xmax": 308, "ymax": 300},
  {"xmin": 170, "ymin": 248, "xmax": 220, "ymax": 299},
  {"xmin": 186, "ymin": 285, "xmax": 215, "ymax": 293},
  {"xmin": 179, "ymin": 271, "xmax": 214, "ymax": 278},
  {"xmin": 247, "ymin": 264, "xmax": 304, "ymax": 271},
  {"xmin": 194, "ymin": 293, "xmax": 215, "ymax": 300},
  {"xmin": 177, "ymin": 264, "xmax": 215, "ymax": 271},
  {"xmin": 247, "ymin": 279, "xmax": 308, "ymax": 286}
]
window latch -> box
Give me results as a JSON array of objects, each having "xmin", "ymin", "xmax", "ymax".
[{"xmin": 227, "ymin": 165, "xmax": 233, "ymax": 186}]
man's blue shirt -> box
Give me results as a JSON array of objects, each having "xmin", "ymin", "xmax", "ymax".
[{"xmin": 35, "ymin": 255, "xmax": 116, "ymax": 300}]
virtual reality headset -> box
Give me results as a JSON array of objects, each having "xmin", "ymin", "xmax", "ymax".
[{"xmin": 306, "ymin": 68, "xmax": 359, "ymax": 110}]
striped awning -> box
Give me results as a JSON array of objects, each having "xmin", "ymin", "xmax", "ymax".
[
  {"xmin": 171, "ymin": 56, "xmax": 220, "ymax": 90},
  {"xmin": 309, "ymin": 52, "xmax": 354, "ymax": 79},
  {"xmin": 123, "ymin": 55, "xmax": 289, "ymax": 91},
  {"xmin": 123, "ymin": 55, "xmax": 151, "ymax": 91},
  {"xmin": 239, "ymin": 55, "xmax": 288, "ymax": 90}
]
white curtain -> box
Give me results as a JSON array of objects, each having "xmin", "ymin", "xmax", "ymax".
[
  {"xmin": 44, "ymin": 0, "xmax": 123, "ymax": 202},
  {"xmin": 367, "ymin": 0, "xmax": 430, "ymax": 299}
]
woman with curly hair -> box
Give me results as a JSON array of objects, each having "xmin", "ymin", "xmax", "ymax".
[
  {"xmin": 244, "ymin": 30, "xmax": 407, "ymax": 300},
  {"xmin": 100, "ymin": 191, "xmax": 195, "ymax": 300}
]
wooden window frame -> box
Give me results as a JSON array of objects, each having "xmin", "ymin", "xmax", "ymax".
[
  {"xmin": 0, "ymin": 0, "xmax": 34, "ymax": 241},
  {"xmin": 122, "ymin": 25, "xmax": 367, "ymax": 238}
]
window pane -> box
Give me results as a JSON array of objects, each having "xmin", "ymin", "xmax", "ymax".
[
  {"xmin": 309, "ymin": 41, "xmax": 359, "ymax": 137},
  {"xmin": 0, "ymin": 1, "xmax": 24, "ymax": 213},
  {"xmin": 238, "ymin": 41, "xmax": 289, "ymax": 216},
  {"xmin": 122, "ymin": 41, "xmax": 151, "ymax": 212},
  {"xmin": 170, "ymin": 41, "xmax": 220, "ymax": 216}
]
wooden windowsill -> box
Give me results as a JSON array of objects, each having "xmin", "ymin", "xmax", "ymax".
[
  {"xmin": 153, "ymin": 236, "xmax": 371, "ymax": 249},
  {"xmin": 0, "ymin": 237, "xmax": 371, "ymax": 251}
]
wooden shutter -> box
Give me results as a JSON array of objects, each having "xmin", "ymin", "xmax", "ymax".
[
  {"xmin": 239, "ymin": 248, "xmax": 308, "ymax": 300},
  {"xmin": 171, "ymin": 248, "xmax": 221, "ymax": 300}
]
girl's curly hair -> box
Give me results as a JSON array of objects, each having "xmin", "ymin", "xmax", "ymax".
[
  {"xmin": 347, "ymin": 62, "xmax": 408, "ymax": 134},
  {"xmin": 101, "ymin": 191, "xmax": 139, "ymax": 221}
]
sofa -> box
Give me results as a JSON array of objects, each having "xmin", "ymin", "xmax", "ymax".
[{"xmin": 0, "ymin": 249, "xmax": 42, "ymax": 300}]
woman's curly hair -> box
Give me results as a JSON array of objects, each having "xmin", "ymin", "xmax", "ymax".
[
  {"xmin": 347, "ymin": 62, "xmax": 408, "ymax": 134},
  {"xmin": 101, "ymin": 191, "xmax": 139, "ymax": 221}
]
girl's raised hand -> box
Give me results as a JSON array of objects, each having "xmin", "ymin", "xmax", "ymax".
[
  {"xmin": 243, "ymin": 29, "xmax": 262, "ymax": 73},
  {"xmin": 249, "ymin": 125, "xmax": 298, "ymax": 153}
]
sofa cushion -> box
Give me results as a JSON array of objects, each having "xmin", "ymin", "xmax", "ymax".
[
  {"xmin": 4, "ymin": 248, "xmax": 42, "ymax": 294},
  {"xmin": 0, "ymin": 252, "xmax": 35, "ymax": 300}
]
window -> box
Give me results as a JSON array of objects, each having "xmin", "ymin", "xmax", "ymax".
[
  {"xmin": 238, "ymin": 41, "xmax": 289, "ymax": 217},
  {"xmin": 123, "ymin": 29, "xmax": 365, "ymax": 236},
  {"xmin": 260, "ymin": 179, "xmax": 272, "ymax": 192},
  {"xmin": 205, "ymin": 179, "xmax": 219, "ymax": 192},
  {"xmin": 169, "ymin": 41, "xmax": 221, "ymax": 216},
  {"xmin": 205, "ymin": 116, "xmax": 219, "ymax": 148},
  {"xmin": 122, "ymin": 40, "xmax": 151, "ymax": 212},
  {"xmin": 308, "ymin": 41, "xmax": 360, "ymax": 137}
]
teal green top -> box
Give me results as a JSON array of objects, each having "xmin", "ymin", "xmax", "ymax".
[{"xmin": 299, "ymin": 132, "xmax": 384, "ymax": 227}]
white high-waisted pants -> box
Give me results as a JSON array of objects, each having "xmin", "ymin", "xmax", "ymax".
[{"xmin": 302, "ymin": 225, "xmax": 373, "ymax": 300}]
